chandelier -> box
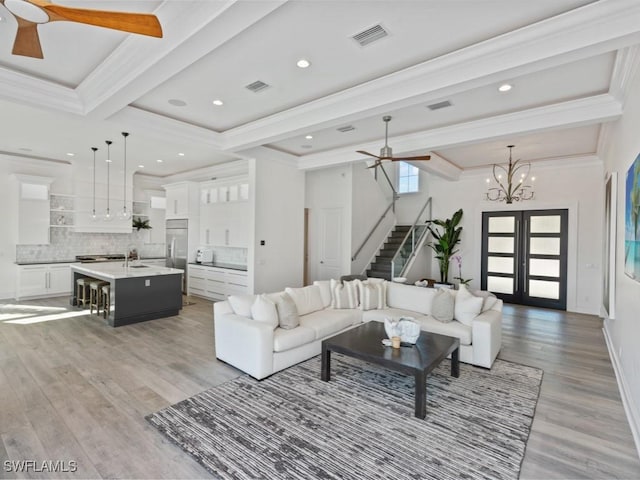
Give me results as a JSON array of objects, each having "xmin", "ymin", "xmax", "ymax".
[{"xmin": 485, "ymin": 145, "xmax": 535, "ymax": 204}]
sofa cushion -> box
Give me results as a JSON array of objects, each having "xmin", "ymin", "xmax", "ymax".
[
  {"xmin": 313, "ymin": 280, "xmax": 332, "ymax": 308},
  {"xmin": 473, "ymin": 289, "xmax": 499, "ymax": 312},
  {"xmin": 431, "ymin": 289, "xmax": 455, "ymax": 323},
  {"xmin": 270, "ymin": 292, "xmax": 300, "ymax": 329},
  {"xmin": 416, "ymin": 316, "xmax": 472, "ymax": 345},
  {"xmin": 362, "ymin": 307, "xmax": 425, "ymax": 323},
  {"xmin": 285, "ymin": 285, "xmax": 324, "ymax": 316},
  {"xmin": 299, "ymin": 310, "xmax": 359, "ymax": 339},
  {"xmin": 273, "ymin": 326, "xmax": 316, "ymax": 352},
  {"xmin": 358, "ymin": 281, "xmax": 386, "ymax": 311},
  {"xmin": 386, "ymin": 282, "xmax": 436, "ymax": 315},
  {"xmin": 330, "ymin": 279, "xmax": 358, "ymax": 309},
  {"xmin": 228, "ymin": 294, "xmax": 256, "ymax": 318},
  {"xmin": 454, "ymin": 285, "xmax": 483, "ymax": 326},
  {"xmin": 250, "ymin": 294, "xmax": 279, "ymax": 329}
]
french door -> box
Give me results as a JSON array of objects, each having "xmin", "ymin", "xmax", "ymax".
[{"xmin": 481, "ymin": 209, "xmax": 568, "ymax": 310}]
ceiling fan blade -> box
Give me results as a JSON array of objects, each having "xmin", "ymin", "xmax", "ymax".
[
  {"xmin": 12, "ymin": 17, "xmax": 43, "ymax": 58},
  {"xmin": 33, "ymin": 1, "xmax": 163, "ymax": 37},
  {"xmin": 391, "ymin": 155, "xmax": 431, "ymax": 161},
  {"xmin": 356, "ymin": 150, "xmax": 382, "ymax": 160}
]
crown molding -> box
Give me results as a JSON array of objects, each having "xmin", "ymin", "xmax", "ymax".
[
  {"xmin": 223, "ymin": 0, "xmax": 640, "ymax": 152},
  {"xmin": 79, "ymin": 0, "xmax": 287, "ymax": 120},
  {"xmin": 111, "ymin": 106, "xmax": 225, "ymax": 149},
  {"xmin": 461, "ymin": 154, "xmax": 601, "ymax": 179},
  {"xmin": 609, "ymin": 45, "xmax": 640, "ymax": 104},
  {"xmin": 0, "ymin": 66, "xmax": 83, "ymax": 115},
  {"xmin": 408, "ymin": 153, "xmax": 462, "ymax": 181},
  {"xmin": 297, "ymin": 94, "xmax": 622, "ymax": 171},
  {"xmin": 237, "ymin": 146, "xmax": 300, "ymax": 168},
  {"xmin": 162, "ymin": 159, "xmax": 249, "ymax": 183}
]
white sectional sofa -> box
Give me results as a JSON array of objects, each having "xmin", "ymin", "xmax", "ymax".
[{"xmin": 214, "ymin": 280, "xmax": 502, "ymax": 380}]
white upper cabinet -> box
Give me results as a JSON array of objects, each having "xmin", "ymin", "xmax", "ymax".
[
  {"xmin": 164, "ymin": 182, "xmax": 199, "ymax": 220},
  {"xmin": 13, "ymin": 175, "xmax": 53, "ymax": 245},
  {"xmin": 198, "ymin": 176, "xmax": 249, "ymax": 248}
]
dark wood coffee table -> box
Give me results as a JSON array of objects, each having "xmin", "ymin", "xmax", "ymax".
[{"xmin": 321, "ymin": 321, "xmax": 459, "ymax": 418}]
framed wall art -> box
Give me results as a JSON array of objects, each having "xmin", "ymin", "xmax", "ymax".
[{"xmin": 625, "ymin": 153, "xmax": 640, "ymax": 282}]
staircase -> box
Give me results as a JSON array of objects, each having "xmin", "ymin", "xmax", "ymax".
[{"xmin": 366, "ymin": 225, "xmax": 411, "ymax": 280}]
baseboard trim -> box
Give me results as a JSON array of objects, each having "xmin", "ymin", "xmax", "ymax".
[{"xmin": 603, "ymin": 321, "xmax": 640, "ymax": 460}]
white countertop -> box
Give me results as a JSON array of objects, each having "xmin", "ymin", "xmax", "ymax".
[{"xmin": 71, "ymin": 262, "xmax": 183, "ymax": 280}]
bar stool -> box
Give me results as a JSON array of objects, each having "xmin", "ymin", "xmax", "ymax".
[
  {"xmin": 89, "ymin": 280, "xmax": 109, "ymax": 315},
  {"xmin": 101, "ymin": 284, "xmax": 111, "ymax": 319},
  {"xmin": 76, "ymin": 277, "xmax": 91, "ymax": 307}
]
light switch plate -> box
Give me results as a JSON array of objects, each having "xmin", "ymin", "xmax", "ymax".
[{"xmin": 145, "ymin": 279, "xmax": 150, "ymax": 287}]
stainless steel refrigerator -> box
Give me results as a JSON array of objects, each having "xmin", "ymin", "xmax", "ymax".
[{"xmin": 166, "ymin": 219, "xmax": 188, "ymax": 293}]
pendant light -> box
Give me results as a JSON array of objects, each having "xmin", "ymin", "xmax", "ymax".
[
  {"xmin": 104, "ymin": 140, "xmax": 113, "ymax": 221},
  {"xmin": 91, "ymin": 147, "xmax": 98, "ymax": 221},
  {"xmin": 117, "ymin": 132, "xmax": 131, "ymax": 220}
]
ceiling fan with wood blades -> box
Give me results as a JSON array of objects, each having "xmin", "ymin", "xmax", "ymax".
[
  {"xmin": 0, "ymin": 0, "xmax": 163, "ymax": 59},
  {"xmin": 357, "ymin": 115, "xmax": 431, "ymax": 168}
]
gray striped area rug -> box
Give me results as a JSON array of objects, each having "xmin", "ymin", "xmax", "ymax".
[{"xmin": 147, "ymin": 355, "xmax": 542, "ymax": 479}]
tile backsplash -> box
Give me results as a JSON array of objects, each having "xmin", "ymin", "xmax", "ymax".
[
  {"xmin": 16, "ymin": 228, "xmax": 165, "ymax": 263},
  {"xmin": 210, "ymin": 246, "xmax": 247, "ymax": 266}
]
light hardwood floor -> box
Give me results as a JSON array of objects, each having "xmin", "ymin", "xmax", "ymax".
[{"xmin": 0, "ymin": 297, "xmax": 638, "ymax": 479}]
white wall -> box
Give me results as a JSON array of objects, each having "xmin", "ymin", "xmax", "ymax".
[
  {"xmin": 350, "ymin": 162, "xmax": 395, "ymax": 275},
  {"xmin": 0, "ymin": 156, "xmax": 73, "ymax": 299},
  {"xmin": 248, "ymin": 149, "xmax": 305, "ymax": 293},
  {"xmin": 305, "ymin": 165, "xmax": 353, "ymax": 281},
  {"xmin": 601, "ymin": 62, "xmax": 640, "ymax": 452},
  {"xmin": 424, "ymin": 160, "xmax": 604, "ymax": 314}
]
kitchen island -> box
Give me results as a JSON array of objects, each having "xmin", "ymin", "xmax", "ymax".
[{"xmin": 71, "ymin": 263, "xmax": 183, "ymax": 327}]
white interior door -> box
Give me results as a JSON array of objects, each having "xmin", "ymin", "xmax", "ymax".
[{"xmin": 318, "ymin": 208, "xmax": 343, "ymax": 280}]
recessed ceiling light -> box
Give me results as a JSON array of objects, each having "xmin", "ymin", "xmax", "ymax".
[
  {"xmin": 296, "ymin": 59, "xmax": 311, "ymax": 68},
  {"xmin": 498, "ymin": 83, "xmax": 512, "ymax": 92},
  {"xmin": 157, "ymin": 159, "xmax": 163, "ymax": 163},
  {"xmin": 212, "ymin": 99, "xmax": 224, "ymax": 106},
  {"xmin": 168, "ymin": 99, "xmax": 187, "ymax": 107},
  {"xmin": 178, "ymin": 152, "xmax": 185, "ymax": 156},
  {"xmin": 138, "ymin": 164, "xmax": 144, "ymax": 168},
  {"xmin": 66, "ymin": 152, "xmax": 75, "ymax": 156},
  {"xmin": 305, "ymin": 135, "xmax": 313, "ymax": 140},
  {"xmin": 106, "ymin": 159, "xmax": 112, "ymax": 163}
]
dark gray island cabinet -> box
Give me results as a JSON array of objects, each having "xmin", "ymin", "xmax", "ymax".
[{"xmin": 71, "ymin": 263, "xmax": 183, "ymax": 327}]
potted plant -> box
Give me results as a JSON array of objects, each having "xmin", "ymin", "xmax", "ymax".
[
  {"xmin": 427, "ymin": 208, "xmax": 463, "ymax": 285},
  {"xmin": 132, "ymin": 217, "xmax": 151, "ymax": 231}
]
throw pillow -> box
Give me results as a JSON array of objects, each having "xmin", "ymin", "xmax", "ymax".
[
  {"xmin": 364, "ymin": 278, "xmax": 387, "ymax": 308},
  {"xmin": 273, "ymin": 292, "xmax": 300, "ymax": 329},
  {"xmin": 313, "ymin": 280, "xmax": 333, "ymax": 308},
  {"xmin": 454, "ymin": 285, "xmax": 483, "ymax": 326},
  {"xmin": 358, "ymin": 281, "xmax": 386, "ymax": 311},
  {"xmin": 250, "ymin": 294, "xmax": 279, "ymax": 329},
  {"xmin": 343, "ymin": 279, "xmax": 361, "ymax": 306},
  {"xmin": 330, "ymin": 279, "xmax": 358, "ymax": 309},
  {"xmin": 228, "ymin": 294, "xmax": 256, "ymax": 318},
  {"xmin": 431, "ymin": 289, "xmax": 455, "ymax": 322},
  {"xmin": 473, "ymin": 289, "xmax": 499, "ymax": 312},
  {"xmin": 284, "ymin": 285, "xmax": 324, "ymax": 316}
]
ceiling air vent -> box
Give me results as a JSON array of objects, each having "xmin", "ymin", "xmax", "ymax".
[
  {"xmin": 427, "ymin": 100, "xmax": 452, "ymax": 111},
  {"xmin": 352, "ymin": 24, "xmax": 388, "ymax": 47},
  {"xmin": 245, "ymin": 80, "xmax": 270, "ymax": 93},
  {"xmin": 337, "ymin": 125, "xmax": 356, "ymax": 133}
]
